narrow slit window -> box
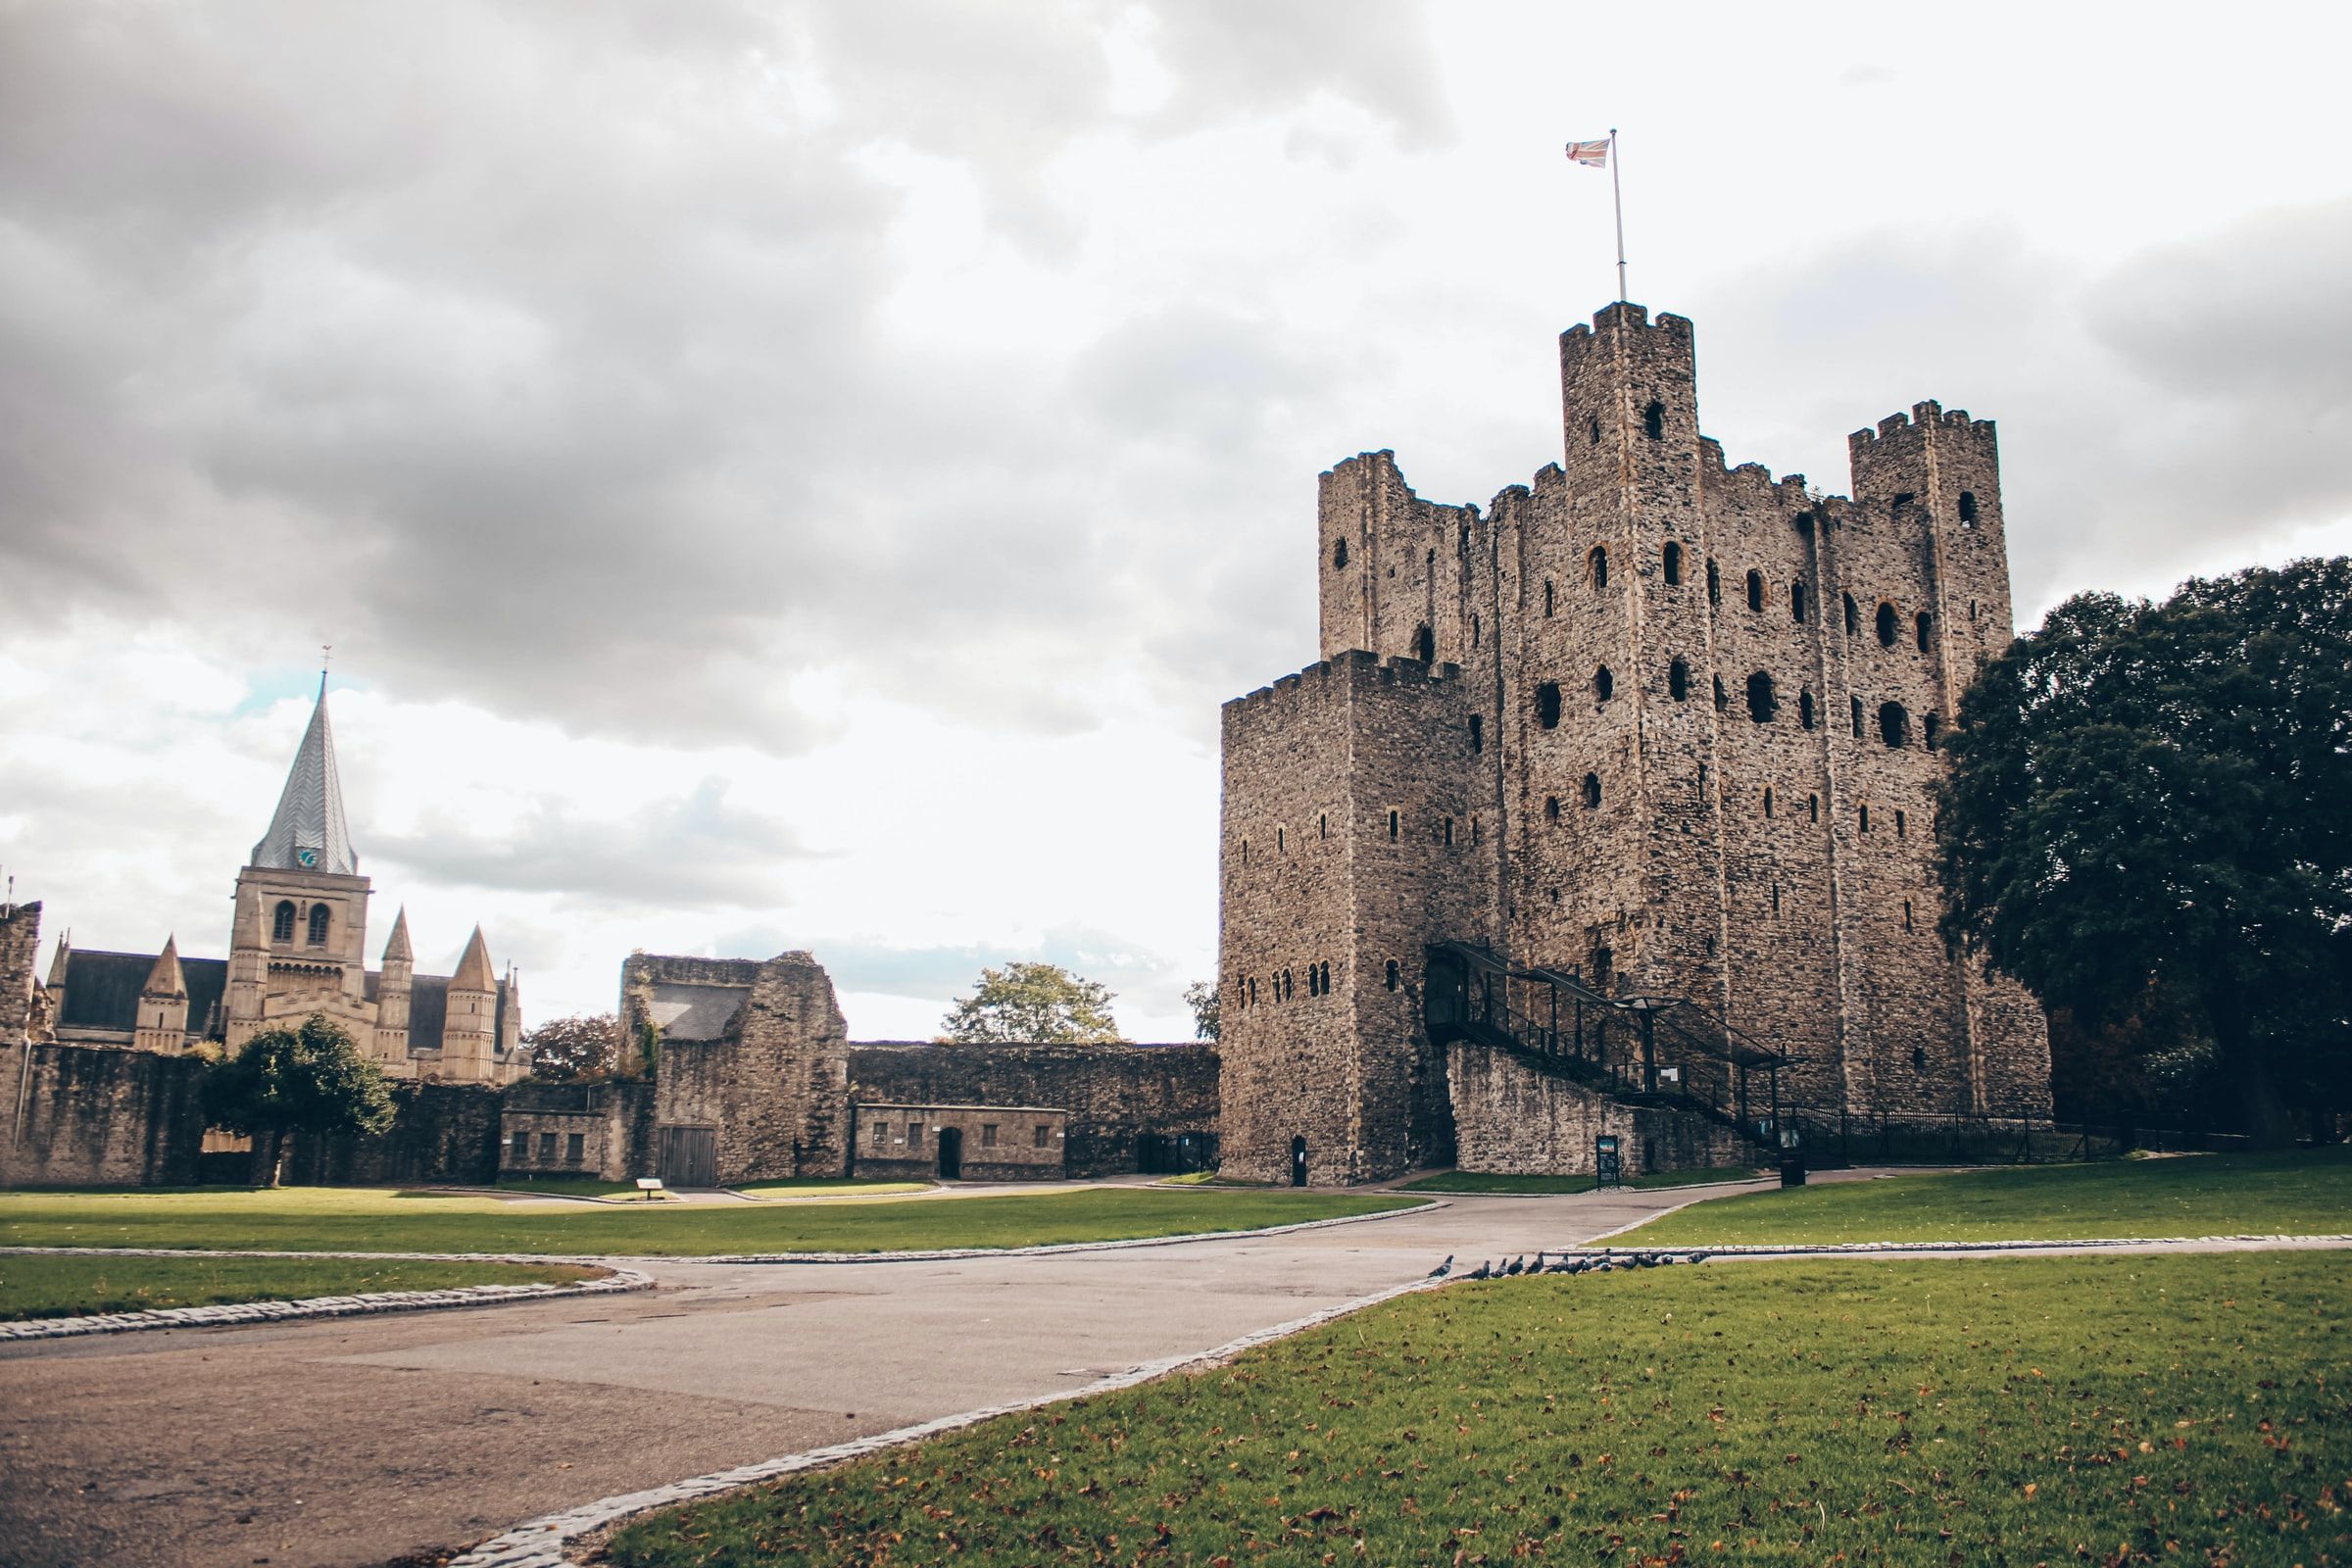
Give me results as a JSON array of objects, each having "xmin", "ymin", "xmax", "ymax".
[
  {"xmin": 1763, "ymin": 787, "xmax": 1775, "ymax": 818},
  {"xmin": 1388, "ymin": 808, "xmax": 1400, "ymax": 841},
  {"xmin": 1582, "ymin": 771, "xmax": 1602, "ymax": 809},
  {"xmin": 1544, "ymin": 579, "xmax": 1555, "ymax": 617},
  {"xmin": 1808, "ymin": 793, "xmax": 1820, "ymax": 823},
  {"xmin": 1915, "ymin": 612, "xmax": 1933, "ymax": 654},
  {"xmin": 1745, "ymin": 670, "xmax": 1777, "ymax": 723},
  {"xmin": 1544, "ymin": 795, "xmax": 1561, "ymax": 821},
  {"xmin": 1860, "ymin": 805, "xmax": 1872, "ymax": 833},
  {"xmin": 1385, "ymin": 959, "xmax": 1400, "ymax": 991},
  {"xmin": 1413, "ymin": 623, "xmax": 1435, "ymax": 662},
  {"xmin": 1772, "ymin": 883, "xmax": 1782, "ymax": 916},
  {"xmin": 1590, "ymin": 546, "xmax": 1609, "ymax": 590},
  {"xmin": 1843, "ymin": 592, "xmax": 1860, "ymax": 636},
  {"xmin": 1707, "ymin": 559, "xmax": 1721, "ymax": 608},
  {"xmin": 1957, "ymin": 491, "xmax": 1979, "ymax": 525},
  {"xmin": 1895, "ymin": 808, "xmax": 1908, "ymax": 838},
  {"xmin": 1877, "ymin": 602, "xmax": 1899, "ymax": 646},
  {"xmin": 1332, "ymin": 537, "xmax": 1349, "ymax": 568},
  {"xmin": 1592, "ymin": 664, "xmax": 1614, "ymax": 702},
  {"xmin": 1443, "ymin": 816, "xmax": 1454, "ymax": 847},
  {"xmin": 1790, "ymin": 581, "xmax": 1806, "ymax": 622},
  {"xmin": 1663, "ymin": 541, "xmax": 1683, "ymax": 585},
  {"xmin": 1668, "ymin": 657, "xmax": 1690, "ymax": 702},
  {"xmin": 1643, "ymin": 399, "xmax": 1665, "ymax": 440},
  {"xmin": 1468, "ymin": 714, "xmax": 1483, "ymax": 753},
  {"xmin": 1537, "ymin": 682, "xmax": 1562, "ymax": 728},
  {"xmin": 1745, "ymin": 569, "xmax": 1764, "ymax": 612},
  {"xmin": 1589, "ymin": 416, "xmax": 1601, "ymax": 445},
  {"xmin": 1850, "ymin": 696, "xmax": 1864, "ymax": 738},
  {"xmin": 1319, "ymin": 812, "xmax": 1328, "ymax": 839},
  {"xmin": 1799, "ymin": 689, "xmax": 1816, "ymax": 729},
  {"xmin": 1903, "ymin": 900, "xmax": 1915, "ymax": 931},
  {"xmin": 1923, "ymin": 713, "xmax": 1940, "ymax": 752}
]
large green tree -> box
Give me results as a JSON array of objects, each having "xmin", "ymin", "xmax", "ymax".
[
  {"xmin": 1183, "ymin": 979, "xmax": 1220, "ymax": 1043},
  {"xmin": 523, "ymin": 1011, "xmax": 621, "ymax": 1082},
  {"xmin": 938, "ymin": 962, "xmax": 1125, "ymax": 1045},
  {"xmin": 203, "ymin": 1013, "xmax": 398, "ymax": 1185},
  {"xmin": 1934, "ymin": 559, "xmax": 2352, "ymax": 1142}
]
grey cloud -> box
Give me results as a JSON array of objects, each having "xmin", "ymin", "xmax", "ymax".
[{"xmin": 368, "ymin": 775, "xmax": 820, "ymax": 906}]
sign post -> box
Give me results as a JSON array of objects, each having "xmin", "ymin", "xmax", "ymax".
[{"xmin": 1593, "ymin": 1134, "xmax": 1622, "ymax": 1191}]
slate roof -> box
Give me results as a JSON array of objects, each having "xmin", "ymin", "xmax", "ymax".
[
  {"xmin": 251, "ymin": 685, "xmax": 358, "ymax": 876},
  {"xmin": 57, "ymin": 950, "xmax": 228, "ymax": 1036},
  {"xmin": 648, "ymin": 981, "xmax": 749, "ymax": 1042}
]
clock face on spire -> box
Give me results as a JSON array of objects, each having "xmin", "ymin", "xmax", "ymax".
[{"xmin": 296, "ymin": 846, "xmax": 319, "ymax": 869}]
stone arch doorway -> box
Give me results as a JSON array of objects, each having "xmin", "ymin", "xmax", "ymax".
[
  {"xmin": 937, "ymin": 1127, "xmax": 963, "ymax": 1181},
  {"xmin": 1291, "ymin": 1136, "xmax": 1308, "ymax": 1188}
]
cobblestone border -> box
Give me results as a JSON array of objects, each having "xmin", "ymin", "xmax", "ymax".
[
  {"xmin": 0, "ymin": 1250, "xmax": 653, "ymax": 1343},
  {"xmin": 448, "ymin": 1270, "xmax": 1456, "ymax": 1568}
]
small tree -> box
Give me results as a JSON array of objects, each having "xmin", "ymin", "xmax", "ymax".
[
  {"xmin": 938, "ymin": 962, "xmax": 1125, "ymax": 1045},
  {"xmin": 524, "ymin": 1012, "xmax": 621, "ymax": 1082},
  {"xmin": 203, "ymin": 1013, "xmax": 397, "ymax": 1186},
  {"xmin": 1183, "ymin": 980, "xmax": 1220, "ymax": 1042}
]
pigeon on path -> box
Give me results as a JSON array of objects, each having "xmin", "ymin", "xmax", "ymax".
[
  {"xmin": 1502, "ymin": 1256, "xmax": 1524, "ymax": 1277},
  {"xmin": 1428, "ymin": 1254, "xmax": 1453, "ymax": 1279},
  {"xmin": 1466, "ymin": 1259, "xmax": 1494, "ymax": 1281}
]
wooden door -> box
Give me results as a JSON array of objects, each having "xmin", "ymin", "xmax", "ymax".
[{"xmin": 660, "ymin": 1124, "xmax": 717, "ymax": 1188}]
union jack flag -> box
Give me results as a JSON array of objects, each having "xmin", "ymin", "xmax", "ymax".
[{"xmin": 1565, "ymin": 138, "xmax": 1609, "ymax": 168}]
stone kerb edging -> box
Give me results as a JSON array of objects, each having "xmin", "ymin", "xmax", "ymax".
[
  {"xmin": 0, "ymin": 1249, "xmax": 654, "ymax": 1344},
  {"xmin": 1582, "ymin": 1232, "xmax": 2352, "ymax": 1257},
  {"xmin": 448, "ymin": 1271, "xmax": 1457, "ymax": 1568}
]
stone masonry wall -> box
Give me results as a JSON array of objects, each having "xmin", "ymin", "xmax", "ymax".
[
  {"xmin": 0, "ymin": 901, "xmax": 39, "ymax": 1047},
  {"xmin": 851, "ymin": 1102, "xmax": 1069, "ymax": 1182},
  {"xmin": 653, "ymin": 952, "xmax": 850, "ymax": 1183},
  {"xmin": 1446, "ymin": 1042, "xmax": 1748, "ymax": 1177},
  {"xmin": 848, "ymin": 1041, "xmax": 1215, "ymax": 1178},
  {"xmin": 1, "ymin": 1042, "xmax": 206, "ymax": 1187},
  {"xmin": 277, "ymin": 1081, "xmax": 503, "ymax": 1186}
]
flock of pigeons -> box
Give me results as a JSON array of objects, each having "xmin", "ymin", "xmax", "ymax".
[{"xmin": 1425, "ymin": 1249, "xmax": 1703, "ymax": 1280}]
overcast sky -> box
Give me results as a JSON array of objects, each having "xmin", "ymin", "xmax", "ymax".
[{"xmin": 3, "ymin": 1, "xmax": 2346, "ymax": 1040}]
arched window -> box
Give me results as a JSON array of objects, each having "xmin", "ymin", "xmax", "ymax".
[
  {"xmin": 1746, "ymin": 670, "xmax": 1777, "ymax": 723},
  {"xmin": 1915, "ymin": 612, "xmax": 1933, "ymax": 653},
  {"xmin": 1851, "ymin": 696, "xmax": 1864, "ymax": 737},
  {"xmin": 308, "ymin": 905, "xmax": 329, "ymax": 947},
  {"xmin": 1537, "ymin": 682, "xmax": 1562, "ymax": 729},
  {"xmin": 1332, "ymin": 537, "xmax": 1349, "ymax": 569},
  {"xmin": 1923, "ymin": 713, "xmax": 1940, "ymax": 752},
  {"xmin": 1745, "ymin": 569, "xmax": 1764, "ymax": 612},
  {"xmin": 1663, "ymin": 541, "xmax": 1683, "ymax": 585},
  {"xmin": 1643, "ymin": 400, "xmax": 1666, "ymax": 440},
  {"xmin": 1388, "ymin": 808, "xmax": 1400, "ymax": 841},
  {"xmin": 1590, "ymin": 546, "xmax": 1609, "ymax": 589},
  {"xmin": 1763, "ymin": 787, "xmax": 1775, "ymax": 818},
  {"xmin": 1876, "ymin": 602, "xmax": 1898, "ymax": 646},
  {"xmin": 1799, "ymin": 689, "xmax": 1817, "ymax": 729},
  {"xmin": 1957, "ymin": 491, "xmax": 1979, "ymax": 525},
  {"xmin": 1468, "ymin": 715, "xmax": 1483, "ymax": 753},
  {"xmin": 1282, "ymin": 968, "xmax": 1294, "ymax": 1001},
  {"xmin": 1668, "ymin": 657, "xmax": 1690, "ymax": 702},
  {"xmin": 1413, "ymin": 624, "xmax": 1435, "ymax": 662},
  {"xmin": 1707, "ymin": 559, "xmax": 1721, "ymax": 607},
  {"xmin": 1319, "ymin": 960, "xmax": 1332, "ymax": 994},
  {"xmin": 1592, "ymin": 664, "xmax": 1614, "ymax": 703},
  {"xmin": 1544, "ymin": 795, "xmax": 1561, "ymax": 821},
  {"xmin": 1306, "ymin": 963, "xmax": 1319, "ymax": 998},
  {"xmin": 1582, "ymin": 771, "xmax": 1602, "ymax": 809},
  {"xmin": 1544, "ymin": 579, "xmax": 1555, "ymax": 617},
  {"xmin": 271, "ymin": 901, "xmax": 297, "ymax": 943},
  {"xmin": 1879, "ymin": 701, "xmax": 1910, "ymax": 748},
  {"xmin": 1843, "ymin": 592, "xmax": 1860, "ymax": 636},
  {"xmin": 1384, "ymin": 959, "xmax": 1400, "ymax": 992},
  {"xmin": 1790, "ymin": 581, "xmax": 1806, "ymax": 623}
]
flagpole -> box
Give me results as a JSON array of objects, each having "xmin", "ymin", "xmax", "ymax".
[{"xmin": 1609, "ymin": 127, "xmax": 1627, "ymax": 302}]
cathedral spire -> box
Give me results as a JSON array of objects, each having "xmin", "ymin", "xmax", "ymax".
[
  {"xmin": 382, "ymin": 906, "xmax": 413, "ymax": 963},
  {"xmin": 450, "ymin": 925, "xmax": 496, "ymax": 992},
  {"xmin": 143, "ymin": 936, "xmax": 188, "ymax": 999},
  {"xmin": 251, "ymin": 681, "xmax": 357, "ymax": 876}
]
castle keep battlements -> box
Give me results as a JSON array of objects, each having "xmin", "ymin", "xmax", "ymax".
[{"xmin": 1218, "ymin": 301, "xmax": 2053, "ymax": 1185}]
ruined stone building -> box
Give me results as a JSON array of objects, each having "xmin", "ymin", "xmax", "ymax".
[
  {"xmin": 35, "ymin": 681, "xmax": 526, "ymax": 1084},
  {"xmin": 1218, "ymin": 302, "xmax": 2053, "ymax": 1185}
]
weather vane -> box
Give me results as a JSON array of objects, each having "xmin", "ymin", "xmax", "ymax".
[{"xmin": 319, "ymin": 643, "xmax": 332, "ymax": 694}]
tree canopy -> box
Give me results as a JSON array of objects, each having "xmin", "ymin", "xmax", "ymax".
[
  {"xmin": 524, "ymin": 1011, "xmax": 622, "ymax": 1082},
  {"xmin": 938, "ymin": 962, "xmax": 1125, "ymax": 1045},
  {"xmin": 1183, "ymin": 980, "xmax": 1220, "ymax": 1043},
  {"xmin": 202, "ymin": 1013, "xmax": 398, "ymax": 1182},
  {"xmin": 1934, "ymin": 559, "xmax": 2352, "ymax": 1140}
]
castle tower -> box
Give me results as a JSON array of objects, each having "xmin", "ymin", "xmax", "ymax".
[
  {"xmin": 0, "ymin": 901, "xmax": 41, "ymax": 1047},
  {"xmin": 438, "ymin": 925, "xmax": 499, "ymax": 1082},
  {"xmin": 374, "ymin": 907, "xmax": 414, "ymax": 1064},
  {"xmin": 226, "ymin": 679, "xmax": 372, "ymax": 1049},
  {"xmin": 132, "ymin": 936, "xmax": 191, "ymax": 1053}
]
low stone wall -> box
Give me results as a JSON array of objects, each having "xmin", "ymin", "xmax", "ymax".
[
  {"xmin": 500, "ymin": 1080, "xmax": 654, "ymax": 1182},
  {"xmin": 1446, "ymin": 1043, "xmax": 1751, "ymax": 1176},
  {"xmin": 0, "ymin": 1041, "xmax": 206, "ymax": 1187},
  {"xmin": 848, "ymin": 1041, "xmax": 1218, "ymax": 1178},
  {"xmin": 852, "ymin": 1102, "xmax": 1067, "ymax": 1182}
]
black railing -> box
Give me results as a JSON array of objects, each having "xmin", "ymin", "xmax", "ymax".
[{"xmin": 1427, "ymin": 943, "xmax": 1788, "ymax": 1151}]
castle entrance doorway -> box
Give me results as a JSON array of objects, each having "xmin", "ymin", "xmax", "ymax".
[
  {"xmin": 1291, "ymin": 1136, "xmax": 1308, "ymax": 1187},
  {"xmin": 658, "ymin": 1124, "xmax": 717, "ymax": 1189},
  {"xmin": 938, "ymin": 1127, "xmax": 963, "ymax": 1181}
]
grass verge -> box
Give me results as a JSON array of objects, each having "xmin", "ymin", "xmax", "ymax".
[
  {"xmin": 493, "ymin": 1177, "xmax": 668, "ymax": 1200},
  {"xmin": 731, "ymin": 1178, "xmax": 933, "ymax": 1198},
  {"xmin": 605, "ymin": 1251, "xmax": 2351, "ymax": 1567},
  {"xmin": 0, "ymin": 1254, "xmax": 597, "ymax": 1322},
  {"xmin": 1400, "ymin": 1167, "xmax": 1767, "ymax": 1195},
  {"xmin": 1621, "ymin": 1147, "xmax": 2352, "ymax": 1246},
  {"xmin": 0, "ymin": 1187, "xmax": 1422, "ymax": 1258}
]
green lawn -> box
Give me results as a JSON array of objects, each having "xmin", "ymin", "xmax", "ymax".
[
  {"xmin": 0, "ymin": 1254, "xmax": 597, "ymax": 1322},
  {"xmin": 606, "ymin": 1251, "xmax": 2351, "ymax": 1568},
  {"xmin": 1402, "ymin": 1166, "xmax": 1768, "ymax": 1195},
  {"xmin": 731, "ymin": 1178, "xmax": 933, "ymax": 1198},
  {"xmin": 495, "ymin": 1176, "xmax": 669, "ymax": 1200},
  {"xmin": 1623, "ymin": 1148, "xmax": 2352, "ymax": 1247},
  {"xmin": 0, "ymin": 1186, "xmax": 1421, "ymax": 1258}
]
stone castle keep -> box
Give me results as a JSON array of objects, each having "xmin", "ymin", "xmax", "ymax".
[
  {"xmin": 1216, "ymin": 302, "xmax": 2053, "ymax": 1185},
  {"xmin": 1, "ymin": 299, "xmax": 2055, "ymax": 1192}
]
